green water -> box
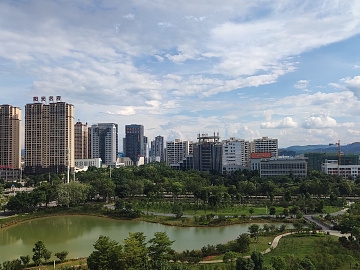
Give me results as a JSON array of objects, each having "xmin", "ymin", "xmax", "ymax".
[{"xmin": 0, "ymin": 215, "xmax": 285, "ymax": 261}]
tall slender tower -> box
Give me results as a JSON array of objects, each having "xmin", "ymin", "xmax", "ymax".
[
  {"xmin": 151, "ymin": 136, "xmax": 164, "ymax": 162},
  {"xmin": 0, "ymin": 104, "xmax": 22, "ymax": 173},
  {"xmin": 74, "ymin": 121, "xmax": 89, "ymax": 159},
  {"xmin": 24, "ymin": 96, "xmax": 74, "ymax": 175},
  {"xmin": 90, "ymin": 123, "xmax": 118, "ymax": 165},
  {"xmin": 124, "ymin": 124, "xmax": 145, "ymax": 164}
]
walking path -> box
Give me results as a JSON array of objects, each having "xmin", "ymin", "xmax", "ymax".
[{"xmin": 199, "ymin": 229, "xmax": 349, "ymax": 264}]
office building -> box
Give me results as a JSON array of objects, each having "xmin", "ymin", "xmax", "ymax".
[
  {"xmin": 90, "ymin": 123, "xmax": 118, "ymax": 165},
  {"xmin": 222, "ymin": 138, "xmax": 250, "ymax": 174},
  {"xmin": 0, "ymin": 104, "xmax": 22, "ymax": 180},
  {"xmin": 250, "ymin": 154, "xmax": 307, "ymax": 178},
  {"xmin": 166, "ymin": 139, "xmax": 193, "ymax": 166},
  {"xmin": 24, "ymin": 96, "xmax": 74, "ymax": 175},
  {"xmin": 150, "ymin": 136, "xmax": 165, "ymax": 162},
  {"xmin": 250, "ymin": 137, "xmax": 278, "ymax": 158},
  {"xmin": 193, "ymin": 133, "xmax": 222, "ymax": 172},
  {"xmin": 124, "ymin": 124, "xmax": 145, "ymax": 165},
  {"xmin": 74, "ymin": 121, "xmax": 89, "ymax": 159}
]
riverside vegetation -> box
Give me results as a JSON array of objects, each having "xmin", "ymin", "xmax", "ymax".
[{"xmin": 2, "ymin": 163, "xmax": 360, "ymax": 269}]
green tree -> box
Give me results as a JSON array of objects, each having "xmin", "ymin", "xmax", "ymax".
[
  {"xmin": 123, "ymin": 232, "xmax": 148, "ymax": 269},
  {"xmin": 20, "ymin": 255, "xmax": 30, "ymax": 267},
  {"xmin": 250, "ymin": 251, "xmax": 263, "ymax": 270},
  {"xmin": 2, "ymin": 259, "xmax": 22, "ymax": 270},
  {"xmin": 87, "ymin": 235, "xmax": 123, "ymax": 270},
  {"xmin": 54, "ymin": 251, "xmax": 68, "ymax": 262},
  {"xmin": 236, "ymin": 257, "xmax": 254, "ymax": 270},
  {"xmin": 223, "ymin": 251, "xmax": 238, "ymax": 270},
  {"xmin": 148, "ymin": 232, "xmax": 174, "ymax": 269},
  {"xmin": 249, "ymin": 207, "xmax": 254, "ymax": 218},
  {"xmin": 300, "ymin": 258, "xmax": 316, "ymax": 270},
  {"xmin": 32, "ymin": 241, "xmax": 50, "ymax": 268},
  {"xmin": 269, "ymin": 206, "xmax": 276, "ymax": 216},
  {"xmin": 43, "ymin": 249, "xmax": 52, "ymax": 263},
  {"xmin": 248, "ymin": 224, "xmax": 260, "ymax": 242},
  {"xmin": 172, "ymin": 203, "xmax": 184, "ymax": 219},
  {"xmin": 270, "ymin": 256, "xmax": 287, "ymax": 270},
  {"xmin": 6, "ymin": 192, "xmax": 33, "ymax": 211},
  {"xmin": 235, "ymin": 233, "xmax": 251, "ymax": 255}
]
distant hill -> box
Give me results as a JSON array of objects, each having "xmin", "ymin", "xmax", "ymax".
[{"xmin": 279, "ymin": 142, "xmax": 360, "ymax": 155}]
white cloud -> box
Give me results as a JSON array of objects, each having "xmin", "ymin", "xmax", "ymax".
[
  {"xmin": 301, "ymin": 115, "xmax": 337, "ymax": 129},
  {"xmin": 294, "ymin": 80, "xmax": 309, "ymax": 91},
  {"xmin": 107, "ymin": 107, "xmax": 136, "ymax": 116},
  {"xmin": 260, "ymin": 117, "xmax": 298, "ymax": 129},
  {"xmin": 123, "ymin": 14, "xmax": 135, "ymax": 20},
  {"xmin": 339, "ymin": 76, "xmax": 360, "ymax": 98},
  {"xmin": 2, "ymin": 1, "xmax": 360, "ymax": 147}
]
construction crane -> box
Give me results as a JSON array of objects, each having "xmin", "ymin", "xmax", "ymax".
[{"xmin": 329, "ymin": 140, "xmax": 341, "ymax": 165}]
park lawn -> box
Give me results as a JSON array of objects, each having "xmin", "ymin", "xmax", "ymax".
[
  {"xmin": 140, "ymin": 204, "xmax": 285, "ymax": 217},
  {"xmin": 263, "ymin": 233, "xmax": 335, "ymax": 264},
  {"xmin": 25, "ymin": 258, "xmax": 87, "ymax": 269},
  {"xmin": 202, "ymin": 235, "xmax": 278, "ymax": 261},
  {"xmin": 322, "ymin": 205, "xmax": 343, "ymax": 214}
]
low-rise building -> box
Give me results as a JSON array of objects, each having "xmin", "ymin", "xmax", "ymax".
[
  {"xmin": 251, "ymin": 155, "xmax": 307, "ymax": 178},
  {"xmin": 75, "ymin": 158, "xmax": 102, "ymax": 169},
  {"xmin": 322, "ymin": 159, "xmax": 360, "ymax": 178}
]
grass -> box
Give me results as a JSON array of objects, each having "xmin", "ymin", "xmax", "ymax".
[
  {"xmin": 141, "ymin": 203, "xmax": 285, "ymax": 217},
  {"xmin": 25, "ymin": 258, "xmax": 87, "ymax": 269},
  {"xmin": 263, "ymin": 233, "xmax": 330, "ymax": 263}
]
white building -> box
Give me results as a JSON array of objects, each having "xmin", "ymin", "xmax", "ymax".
[
  {"xmin": 166, "ymin": 139, "xmax": 193, "ymax": 166},
  {"xmin": 222, "ymin": 138, "xmax": 250, "ymax": 174},
  {"xmin": 74, "ymin": 158, "xmax": 102, "ymax": 169},
  {"xmin": 322, "ymin": 159, "xmax": 360, "ymax": 178},
  {"xmin": 251, "ymin": 156, "xmax": 307, "ymax": 178},
  {"xmin": 250, "ymin": 137, "xmax": 278, "ymax": 158},
  {"xmin": 151, "ymin": 136, "xmax": 165, "ymax": 162}
]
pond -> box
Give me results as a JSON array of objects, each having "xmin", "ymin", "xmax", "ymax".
[{"xmin": 0, "ymin": 215, "xmax": 288, "ymax": 261}]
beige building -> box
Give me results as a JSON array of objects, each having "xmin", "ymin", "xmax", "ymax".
[
  {"xmin": 74, "ymin": 121, "xmax": 89, "ymax": 159},
  {"xmin": 24, "ymin": 97, "xmax": 74, "ymax": 175},
  {"xmin": 0, "ymin": 104, "xmax": 22, "ymax": 172}
]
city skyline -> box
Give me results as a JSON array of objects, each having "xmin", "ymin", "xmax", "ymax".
[{"xmin": 1, "ymin": 1, "xmax": 360, "ymax": 147}]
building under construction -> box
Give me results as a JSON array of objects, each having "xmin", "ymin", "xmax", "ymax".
[{"xmin": 193, "ymin": 133, "xmax": 222, "ymax": 172}]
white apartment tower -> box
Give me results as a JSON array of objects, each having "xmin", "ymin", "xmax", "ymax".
[
  {"xmin": 24, "ymin": 97, "xmax": 75, "ymax": 175},
  {"xmin": 222, "ymin": 137, "xmax": 250, "ymax": 174},
  {"xmin": 250, "ymin": 137, "xmax": 278, "ymax": 158},
  {"xmin": 0, "ymin": 104, "xmax": 22, "ymax": 170},
  {"xmin": 166, "ymin": 139, "xmax": 193, "ymax": 166},
  {"xmin": 90, "ymin": 123, "xmax": 118, "ymax": 165}
]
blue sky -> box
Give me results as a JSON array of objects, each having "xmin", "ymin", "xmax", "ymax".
[{"xmin": 1, "ymin": 0, "xmax": 360, "ymax": 148}]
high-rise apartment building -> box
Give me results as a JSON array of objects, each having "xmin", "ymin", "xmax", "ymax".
[
  {"xmin": 90, "ymin": 123, "xmax": 118, "ymax": 165},
  {"xmin": 0, "ymin": 104, "xmax": 22, "ymax": 172},
  {"xmin": 124, "ymin": 124, "xmax": 145, "ymax": 164},
  {"xmin": 165, "ymin": 139, "xmax": 193, "ymax": 166},
  {"xmin": 74, "ymin": 121, "xmax": 89, "ymax": 159},
  {"xmin": 222, "ymin": 137, "xmax": 250, "ymax": 174},
  {"xmin": 24, "ymin": 97, "xmax": 74, "ymax": 175},
  {"xmin": 250, "ymin": 136, "xmax": 278, "ymax": 157},
  {"xmin": 150, "ymin": 136, "xmax": 164, "ymax": 162}
]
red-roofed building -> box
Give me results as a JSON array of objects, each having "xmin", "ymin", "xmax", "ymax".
[{"xmin": 250, "ymin": 152, "xmax": 272, "ymax": 159}]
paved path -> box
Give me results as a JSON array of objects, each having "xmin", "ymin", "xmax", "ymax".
[{"xmin": 199, "ymin": 229, "xmax": 349, "ymax": 264}]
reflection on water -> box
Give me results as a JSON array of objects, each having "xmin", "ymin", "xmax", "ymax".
[{"xmin": 0, "ymin": 215, "xmax": 289, "ymax": 261}]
